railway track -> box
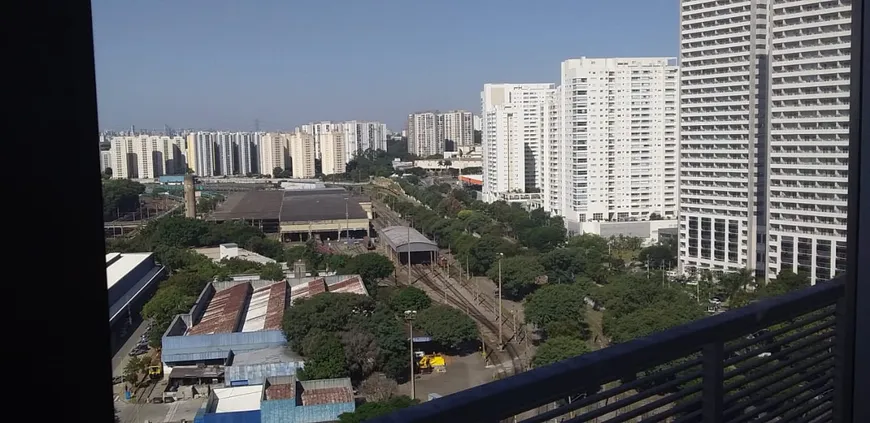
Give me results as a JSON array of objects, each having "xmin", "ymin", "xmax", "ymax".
[{"xmin": 412, "ymin": 265, "xmax": 522, "ymax": 377}]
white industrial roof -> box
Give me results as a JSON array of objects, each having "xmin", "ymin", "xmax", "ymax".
[
  {"xmin": 105, "ymin": 253, "xmax": 153, "ymax": 289},
  {"xmin": 213, "ymin": 385, "xmax": 264, "ymax": 413},
  {"xmin": 241, "ymin": 285, "xmax": 271, "ymax": 332}
]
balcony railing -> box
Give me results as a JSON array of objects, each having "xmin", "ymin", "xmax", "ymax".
[{"xmin": 371, "ymin": 278, "xmax": 847, "ymax": 423}]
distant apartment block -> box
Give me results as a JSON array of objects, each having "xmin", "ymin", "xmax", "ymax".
[
  {"xmin": 299, "ymin": 120, "xmax": 388, "ymax": 163},
  {"xmin": 110, "ymin": 135, "xmax": 186, "ymax": 179},
  {"xmin": 287, "ymin": 130, "xmax": 317, "ymax": 178},
  {"xmin": 260, "ymin": 132, "xmax": 289, "ymax": 176},
  {"xmin": 320, "ymin": 132, "xmax": 347, "ymax": 176},
  {"xmin": 481, "ymin": 83, "xmax": 555, "ymax": 202},
  {"xmin": 407, "ymin": 110, "xmax": 476, "ymax": 157}
]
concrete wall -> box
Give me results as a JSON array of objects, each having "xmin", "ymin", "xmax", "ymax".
[{"xmin": 579, "ymin": 220, "xmax": 678, "ymax": 245}]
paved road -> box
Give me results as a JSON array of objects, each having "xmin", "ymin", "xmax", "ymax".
[{"xmin": 111, "ymin": 319, "xmax": 150, "ymax": 377}]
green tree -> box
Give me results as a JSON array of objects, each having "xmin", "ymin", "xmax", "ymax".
[
  {"xmin": 486, "ymin": 255, "xmax": 546, "ymax": 299},
  {"xmin": 297, "ymin": 332, "xmax": 349, "ymax": 380},
  {"xmin": 638, "ymin": 244, "xmax": 676, "ymax": 269},
  {"xmin": 389, "ymin": 286, "xmax": 432, "ymax": 313},
  {"xmin": 524, "ymin": 284, "xmax": 589, "ymax": 340},
  {"xmin": 416, "ymin": 305, "xmax": 478, "ymax": 350},
  {"xmin": 102, "ymin": 179, "xmax": 145, "ymax": 220},
  {"xmin": 282, "ymin": 293, "xmax": 377, "ymax": 354},
  {"xmin": 258, "ymin": 262, "xmax": 285, "ymax": 280},
  {"xmin": 341, "ymin": 253, "xmax": 395, "ymax": 292},
  {"xmin": 532, "ymin": 336, "xmax": 590, "ymax": 368},
  {"xmin": 337, "ymin": 396, "xmax": 420, "ymax": 423}
]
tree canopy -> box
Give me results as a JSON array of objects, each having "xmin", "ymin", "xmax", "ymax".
[
  {"xmin": 102, "ymin": 179, "xmax": 145, "ymax": 220},
  {"xmin": 389, "ymin": 286, "xmax": 432, "ymax": 313},
  {"xmin": 340, "ymin": 253, "xmax": 395, "ymax": 293},
  {"xmin": 524, "ymin": 284, "xmax": 590, "ymax": 340},
  {"xmin": 415, "ymin": 305, "xmax": 479, "ymax": 350},
  {"xmin": 532, "ymin": 336, "xmax": 590, "ymax": 368},
  {"xmin": 337, "ymin": 396, "xmax": 419, "ymax": 423},
  {"xmin": 486, "ymin": 255, "xmax": 546, "ymax": 299}
]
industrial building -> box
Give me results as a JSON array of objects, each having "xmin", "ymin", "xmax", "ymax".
[
  {"xmin": 209, "ymin": 188, "xmax": 372, "ymax": 241},
  {"xmin": 379, "ymin": 225, "xmax": 439, "ymax": 265},
  {"xmin": 196, "ymin": 243, "xmax": 277, "ymax": 265},
  {"xmin": 161, "ymin": 274, "xmax": 368, "ymax": 380},
  {"xmin": 193, "ymin": 376, "xmax": 355, "ymax": 423},
  {"xmin": 107, "ymin": 252, "xmax": 167, "ymax": 355}
]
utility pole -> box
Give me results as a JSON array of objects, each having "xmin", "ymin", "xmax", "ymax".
[
  {"xmin": 404, "ymin": 310, "xmax": 417, "ymax": 400},
  {"xmin": 407, "ymin": 222, "xmax": 412, "ymax": 285},
  {"xmin": 345, "ymin": 197, "xmax": 349, "ymax": 245},
  {"xmin": 498, "ymin": 253, "xmax": 504, "ymax": 350}
]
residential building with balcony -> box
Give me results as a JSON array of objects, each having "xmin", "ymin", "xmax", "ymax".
[
  {"xmin": 542, "ymin": 57, "xmax": 678, "ymax": 232},
  {"xmin": 678, "ymin": 0, "xmax": 772, "ymax": 278},
  {"xmin": 407, "ymin": 111, "xmax": 443, "ymax": 157},
  {"xmin": 438, "ymin": 110, "xmax": 475, "ymax": 147},
  {"xmin": 481, "ymin": 83, "xmax": 555, "ymax": 202},
  {"xmin": 287, "ymin": 130, "xmax": 316, "ymax": 178},
  {"xmin": 320, "ymin": 131, "xmax": 347, "ymax": 176},
  {"xmin": 679, "ymin": 0, "xmax": 852, "ymax": 284},
  {"xmin": 767, "ymin": 0, "xmax": 852, "ymax": 284},
  {"xmin": 110, "ymin": 134, "xmax": 186, "ymax": 179}
]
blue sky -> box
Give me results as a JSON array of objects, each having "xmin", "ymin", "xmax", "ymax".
[{"xmin": 91, "ymin": 0, "xmax": 678, "ymax": 132}]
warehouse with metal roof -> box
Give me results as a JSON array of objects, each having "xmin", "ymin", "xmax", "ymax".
[
  {"xmin": 379, "ymin": 225, "xmax": 439, "ymax": 265},
  {"xmin": 106, "ymin": 252, "xmax": 167, "ymax": 355}
]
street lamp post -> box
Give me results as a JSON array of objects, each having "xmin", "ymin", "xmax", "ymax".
[
  {"xmin": 404, "ymin": 310, "xmax": 418, "ymax": 400},
  {"xmin": 498, "ymin": 252, "xmax": 504, "ymax": 350},
  {"xmin": 344, "ymin": 197, "xmax": 349, "ymax": 244},
  {"xmin": 407, "ymin": 221, "xmax": 412, "ymax": 285}
]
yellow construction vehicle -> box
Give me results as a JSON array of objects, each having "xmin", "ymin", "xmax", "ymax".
[{"xmin": 418, "ymin": 353, "xmax": 446, "ymax": 373}]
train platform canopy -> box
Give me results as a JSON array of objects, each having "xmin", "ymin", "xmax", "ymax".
[
  {"xmin": 210, "ymin": 188, "xmax": 369, "ymax": 222},
  {"xmin": 380, "ymin": 226, "xmax": 438, "ymax": 254}
]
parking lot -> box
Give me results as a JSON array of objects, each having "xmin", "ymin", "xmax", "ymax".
[
  {"xmin": 397, "ymin": 352, "xmax": 493, "ymax": 401},
  {"xmin": 112, "ymin": 319, "xmax": 154, "ymax": 378}
]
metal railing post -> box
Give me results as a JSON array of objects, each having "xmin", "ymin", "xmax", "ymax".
[
  {"xmin": 833, "ymin": 296, "xmax": 852, "ymax": 422},
  {"xmin": 702, "ymin": 342, "xmax": 724, "ymax": 422}
]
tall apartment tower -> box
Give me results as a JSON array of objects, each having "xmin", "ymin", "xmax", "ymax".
[
  {"xmin": 321, "ymin": 132, "xmax": 347, "ymax": 176},
  {"xmin": 260, "ymin": 133, "xmax": 288, "ymax": 176},
  {"xmin": 110, "ymin": 135, "xmax": 185, "ymax": 179},
  {"xmin": 767, "ymin": 0, "xmax": 851, "ymax": 283},
  {"xmin": 679, "ymin": 0, "xmax": 772, "ymax": 278},
  {"xmin": 542, "ymin": 58, "xmax": 679, "ymax": 230},
  {"xmin": 407, "ymin": 112, "xmax": 442, "ymax": 157},
  {"xmin": 186, "ymin": 132, "xmax": 216, "ymax": 177},
  {"xmin": 438, "ymin": 110, "xmax": 475, "ymax": 148},
  {"xmin": 481, "ymin": 83, "xmax": 555, "ymax": 202},
  {"xmin": 678, "ymin": 0, "xmax": 851, "ymax": 284},
  {"xmin": 288, "ymin": 130, "xmax": 317, "ymax": 178}
]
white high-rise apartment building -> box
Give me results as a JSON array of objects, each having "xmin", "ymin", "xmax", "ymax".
[
  {"xmin": 438, "ymin": 110, "xmax": 475, "ymax": 148},
  {"xmin": 287, "ymin": 130, "xmax": 317, "ymax": 178},
  {"xmin": 542, "ymin": 58, "xmax": 679, "ymax": 228},
  {"xmin": 215, "ymin": 132, "xmax": 235, "ymax": 176},
  {"xmin": 766, "ymin": 0, "xmax": 851, "ymax": 283},
  {"xmin": 110, "ymin": 135, "xmax": 185, "ymax": 179},
  {"xmin": 320, "ymin": 132, "xmax": 347, "ymax": 176},
  {"xmin": 481, "ymin": 83, "xmax": 555, "ymax": 202},
  {"xmin": 679, "ymin": 0, "xmax": 772, "ymax": 277},
  {"xmin": 186, "ymin": 132, "xmax": 216, "ymax": 176},
  {"xmin": 678, "ymin": 0, "xmax": 852, "ymax": 284},
  {"xmin": 300, "ymin": 121, "xmax": 389, "ymax": 163},
  {"xmin": 407, "ymin": 112, "xmax": 442, "ymax": 157},
  {"xmin": 260, "ymin": 132, "xmax": 289, "ymax": 176},
  {"xmin": 237, "ymin": 132, "xmax": 263, "ymax": 175}
]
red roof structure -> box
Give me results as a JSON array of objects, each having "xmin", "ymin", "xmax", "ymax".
[
  {"xmin": 263, "ymin": 282, "xmax": 287, "ymax": 331},
  {"xmin": 301, "ymin": 387, "xmax": 354, "ymax": 405},
  {"xmin": 188, "ymin": 283, "xmax": 250, "ymax": 335}
]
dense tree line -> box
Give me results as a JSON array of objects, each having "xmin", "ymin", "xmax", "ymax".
[{"xmin": 102, "ymin": 179, "xmax": 146, "ymax": 220}]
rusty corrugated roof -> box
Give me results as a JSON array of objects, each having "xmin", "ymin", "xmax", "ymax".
[
  {"xmin": 188, "ymin": 283, "xmax": 250, "ymax": 335},
  {"xmin": 264, "ymin": 282, "xmax": 287, "ymax": 330},
  {"xmin": 307, "ymin": 278, "xmax": 327, "ymax": 295},
  {"xmin": 301, "ymin": 387, "xmax": 353, "ymax": 405},
  {"xmin": 265, "ymin": 383, "xmax": 295, "ymax": 400}
]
